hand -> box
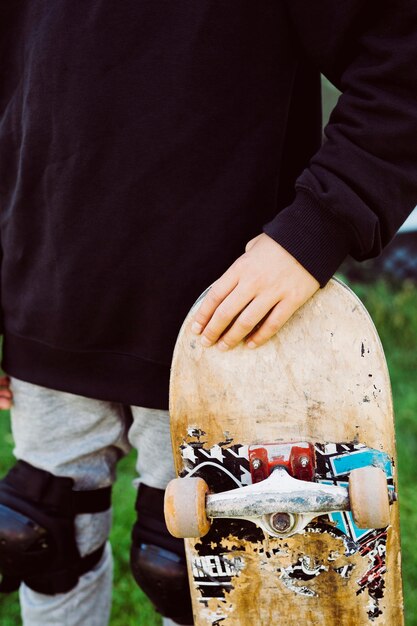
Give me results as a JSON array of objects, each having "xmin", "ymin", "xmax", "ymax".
[
  {"xmin": 0, "ymin": 375, "xmax": 12, "ymax": 410},
  {"xmin": 192, "ymin": 233, "xmax": 320, "ymax": 350}
]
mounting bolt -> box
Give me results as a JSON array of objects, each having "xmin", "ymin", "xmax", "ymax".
[
  {"xmin": 271, "ymin": 512, "xmax": 293, "ymax": 533},
  {"xmin": 252, "ymin": 458, "xmax": 262, "ymax": 470},
  {"xmin": 299, "ymin": 456, "xmax": 310, "ymax": 468}
]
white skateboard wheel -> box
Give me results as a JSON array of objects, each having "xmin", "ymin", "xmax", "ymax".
[
  {"xmin": 164, "ymin": 477, "xmax": 211, "ymax": 538},
  {"xmin": 349, "ymin": 466, "xmax": 390, "ymax": 529}
]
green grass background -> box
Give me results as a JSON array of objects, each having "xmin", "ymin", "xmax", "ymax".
[{"xmin": 0, "ymin": 278, "xmax": 416, "ymax": 625}]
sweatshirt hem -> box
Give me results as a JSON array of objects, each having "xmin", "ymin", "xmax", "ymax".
[{"xmin": 2, "ymin": 332, "xmax": 170, "ymax": 410}]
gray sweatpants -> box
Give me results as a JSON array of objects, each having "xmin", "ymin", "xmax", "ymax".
[{"xmin": 9, "ymin": 377, "xmax": 183, "ymax": 626}]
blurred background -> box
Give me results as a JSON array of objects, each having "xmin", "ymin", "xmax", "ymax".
[{"xmin": 0, "ymin": 79, "xmax": 416, "ymax": 626}]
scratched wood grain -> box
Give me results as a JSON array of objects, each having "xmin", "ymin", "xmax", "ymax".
[{"xmin": 169, "ymin": 278, "xmax": 404, "ymax": 625}]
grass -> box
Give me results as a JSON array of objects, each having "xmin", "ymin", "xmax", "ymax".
[{"xmin": 0, "ymin": 278, "xmax": 416, "ymax": 624}]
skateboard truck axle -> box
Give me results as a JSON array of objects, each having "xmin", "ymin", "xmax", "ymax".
[
  {"xmin": 206, "ymin": 466, "xmax": 350, "ymax": 538},
  {"xmin": 271, "ymin": 512, "xmax": 294, "ymax": 533}
]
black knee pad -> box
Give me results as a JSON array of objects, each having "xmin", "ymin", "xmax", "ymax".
[
  {"xmin": 0, "ymin": 460, "xmax": 111, "ymax": 595},
  {"xmin": 131, "ymin": 484, "xmax": 193, "ymax": 625}
]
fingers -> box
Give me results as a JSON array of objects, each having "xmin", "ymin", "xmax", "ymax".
[
  {"xmin": 201, "ymin": 296, "xmax": 294, "ymax": 351},
  {"xmin": 215, "ymin": 296, "xmax": 276, "ymax": 350},
  {"xmin": 246, "ymin": 300, "xmax": 293, "ymax": 348},
  {"xmin": 192, "ymin": 270, "xmax": 239, "ymax": 338},
  {"xmin": 0, "ymin": 397, "xmax": 12, "ymax": 410},
  {"xmin": 195, "ymin": 286, "xmax": 252, "ymax": 347},
  {"xmin": 0, "ymin": 375, "xmax": 13, "ymax": 410}
]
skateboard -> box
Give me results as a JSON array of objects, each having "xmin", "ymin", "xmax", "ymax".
[{"xmin": 165, "ymin": 278, "xmax": 404, "ymax": 625}]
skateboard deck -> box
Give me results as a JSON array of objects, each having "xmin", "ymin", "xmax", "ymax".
[{"xmin": 166, "ymin": 278, "xmax": 404, "ymax": 625}]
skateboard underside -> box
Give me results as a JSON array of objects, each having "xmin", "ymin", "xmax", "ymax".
[
  {"xmin": 180, "ymin": 435, "xmax": 395, "ymax": 625},
  {"xmin": 169, "ymin": 279, "xmax": 404, "ymax": 625}
]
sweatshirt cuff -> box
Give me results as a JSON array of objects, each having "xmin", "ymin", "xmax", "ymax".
[{"xmin": 263, "ymin": 188, "xmax": 352, "ymax": 287}]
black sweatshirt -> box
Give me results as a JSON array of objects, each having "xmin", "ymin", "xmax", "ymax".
[{"xmin": 0, "ymin": 2, "xmax": 416, "ymax": 408}]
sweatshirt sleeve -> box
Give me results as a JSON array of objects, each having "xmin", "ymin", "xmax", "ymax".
[{"xmin": 263, "ymin": 0, "xmax": 417, "ymax": 286}]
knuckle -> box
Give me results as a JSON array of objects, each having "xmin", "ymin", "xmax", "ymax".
[
  {"xmin": 208, "ymin": 287, "xmax": 222, "ymax": 303},
  {"xmin": 215, "ymin": 306, "xmax": 233, "ymax": 323},
  {"xmin": 199, "ymin": 300, "xmax": 216, "ymax": 317},
  {"xmin": 193, "ymin": 310, "xmax": 206, "ymax": 324},
  {"xmin": 267, "ymin": 319, "xmax": 282, "ymax": 334},
  {"xmin": 238, "ymin": 315, "xmax": 257, "ymax": 331},
  {"xmin": 206, "ymin": 282, "xmax": 224, "ymax": 304},
  {"xmin": 203, "ymin": 327, "xmax": 218, "ymax": 342},
  {"xmin": 233, "ymin": 255, "xmax": 247, "ymax": 271},
  {"xmin": 248, "ymin": 334, "xmax": 265, "ymax": 348},
  {"xmin": 256, "ymin": 318, "xmax": 280, "ymax": 338}
]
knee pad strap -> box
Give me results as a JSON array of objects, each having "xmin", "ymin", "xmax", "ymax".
[{"xmin": 0, "ymin": 461, "xmax": 111, "ymax": 595}]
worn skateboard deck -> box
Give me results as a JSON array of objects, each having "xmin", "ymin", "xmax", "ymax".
[{"xmin": 168, "ymin": 278, "xmax": 403, "ymax": 625}]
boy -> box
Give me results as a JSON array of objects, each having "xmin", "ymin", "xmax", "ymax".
[{"xmin": 0, "ymin": 2, "xmax": 416, "ymax": 625}]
